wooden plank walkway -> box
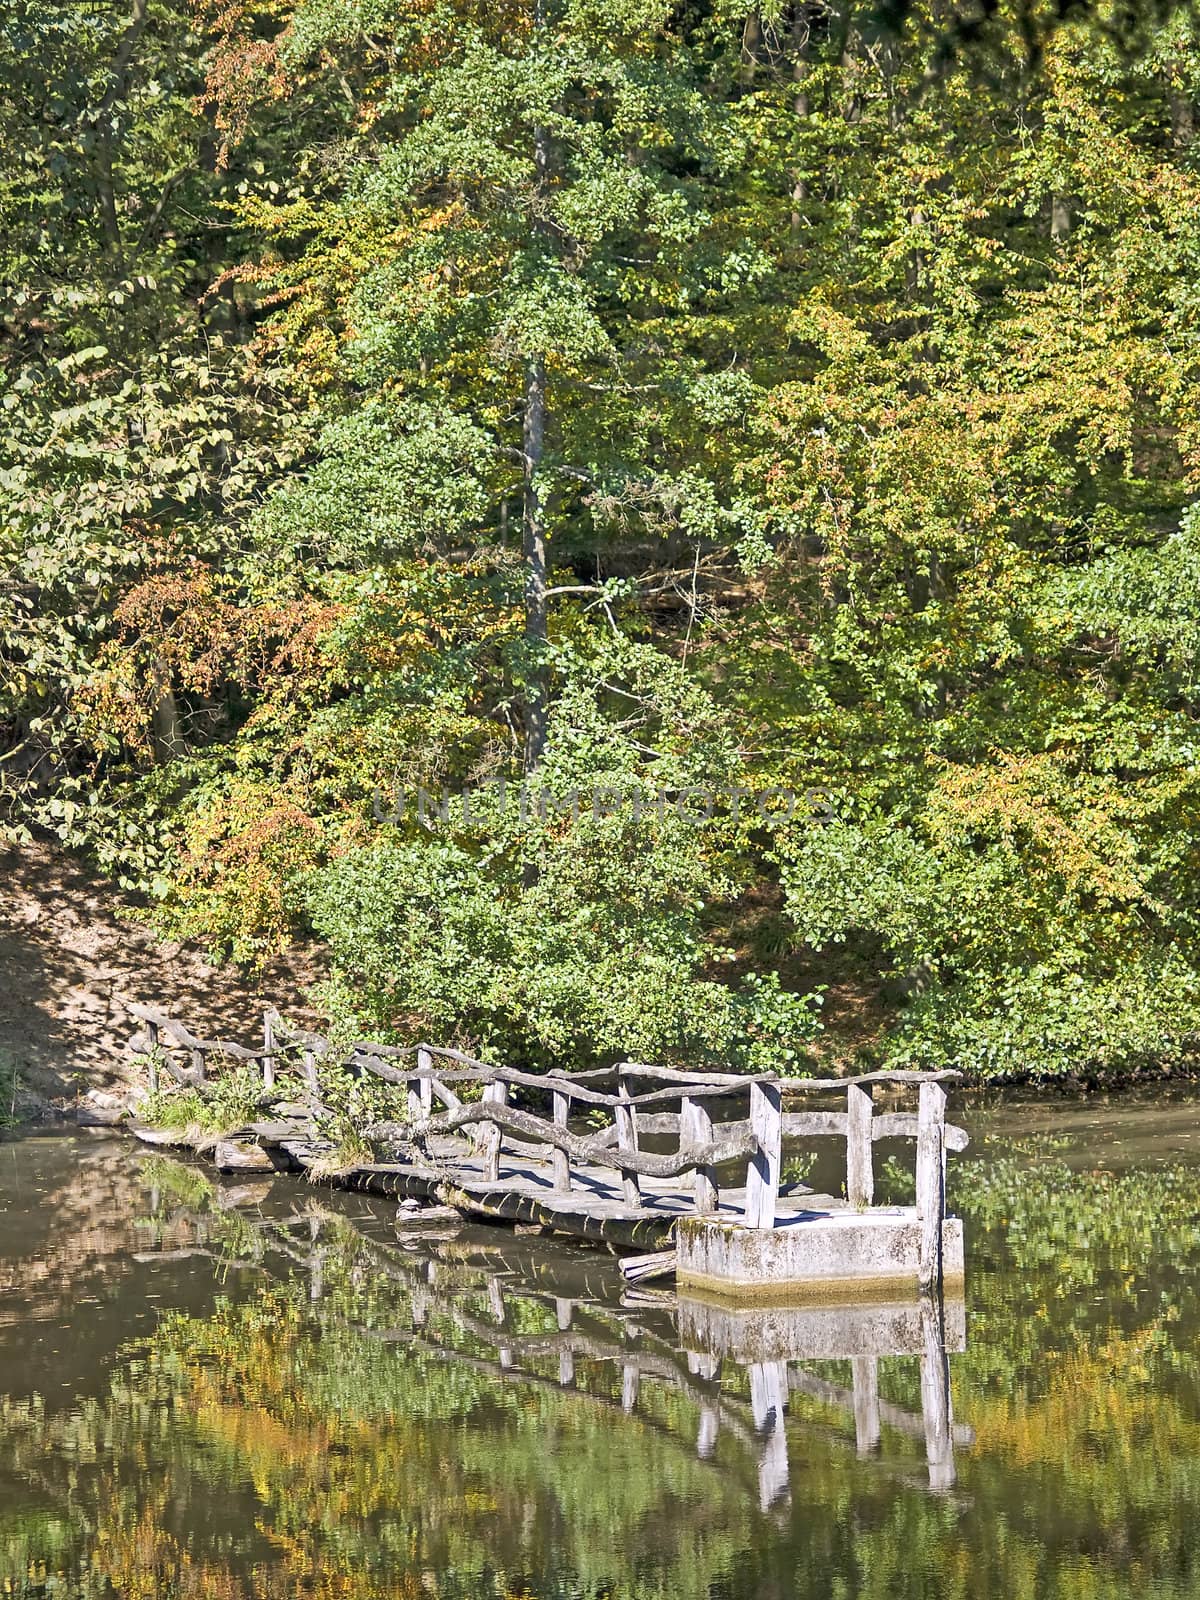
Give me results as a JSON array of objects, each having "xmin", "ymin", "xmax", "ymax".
[{"xmin": 315, "ymin": 1139, "xmax": 865, "ymax": 1249}]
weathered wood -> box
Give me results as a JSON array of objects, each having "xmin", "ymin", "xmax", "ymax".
[
  {"xmin": 846, "ymin": 1082, "xmax": 874, "ymax": 1208},
  {"xmin": 873, "ymin": 1112, "xmax": 969, "ymax": 1153},
  {"xmin": 124, "ymin": 1002, "xmax": 970, "ymax": 1289},
  {"xmin": 552, "ymin": 1088, "xmax": 571, "ymax": 1193},
  {"xmin": 616, "ymin": 1076, "xmax": 640, "ymax": 1205},
  {"xmin": 681, "ymin": 1096, "xmax": 718, "ymax": 1214},
  {"xmin": 401, "ymin": 1100, "xmax": 759, "ymax": 1179},
  {"xmin": 915, "ymin": 1080, "xmax": 947, "ymax": 1291},
  {"xmin": 782, "ymin": 1111, "xmax": 848, "ymax": 1138},
  {"xmin": 481, "ymin": 1081, "xmax": 508, "ymax": 1182},
  {"xmin": 262, "ymin": 1011, "xmax": 276, "ymax": 1091},
  {"xmin": 125, "ymin": 1003, "xmax": 266, "ymax": 1064},
  {"xmin": 360, "ymin": 1060, "xmax": 774, "ymax": 1110},
  {"xmin": 618, "ymin": 1250, "xmax": 676, "ymax": 1284},
  {"xmin": 417, "ymin": 1047, "xmax": 434, "ymax": 1116},
  {"xmin": 146, "ymin": 1019, "xmax": 160, "ymax": 1092},
  {"xmin": 302, "ymin": 1046, "xmax": 318, "ymax": 1090},
  {"xmin": 623, "ymin": 1061, "xmax": 960, "ymax": 1090},
  {"xmin": 744, "ymin": 1080, "xmax": 782, "ymax": 1230},
  {"xmin": 780, "ymin": 1110, "xmax": 968, "ymax": 1151},
  {"xmin": 213, "ymin": 1138, "xmax": 277, "ymax": 1174}
]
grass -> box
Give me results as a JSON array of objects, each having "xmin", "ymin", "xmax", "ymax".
[{"xmin": 139, "ymin": 1064, "xmax": 264, "ymax": 1141}]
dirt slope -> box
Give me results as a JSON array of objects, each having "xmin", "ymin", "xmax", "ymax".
[{"xmin": 0, "ymin": 842, "xmax": 322, "ymax": 1116}]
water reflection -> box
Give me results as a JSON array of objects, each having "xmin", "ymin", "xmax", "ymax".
[{"xmin": 5, "ymin": 1115, "xmax": 1200, "ymax": 1598}]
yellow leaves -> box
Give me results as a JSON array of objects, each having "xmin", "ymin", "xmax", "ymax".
[
  {"xmin": 786, "ymin": 298, "xmax": 873, "ymax": 364},
  {"xmin": 928, "ymin": 753, "xmax": 1152, "ymax": 908},
  {"xmin": 970, "ymin": 1326, "xmax": 1177, "ymax": 1472}
]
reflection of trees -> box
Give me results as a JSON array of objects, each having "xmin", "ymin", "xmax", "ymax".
[{"xmin": 6, "ymin": 1150, "xmax": 1200, "ymax": 1598}]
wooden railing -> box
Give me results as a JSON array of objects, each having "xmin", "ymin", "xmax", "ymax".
[{"xmin": 126, "ymin": 1003, "xmax": 967, "ymax": 1284}]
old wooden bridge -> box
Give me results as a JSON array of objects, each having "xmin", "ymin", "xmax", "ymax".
[{"xmin": 125, "ymin": 1002, "xmax": 968, "ymax": 1299}]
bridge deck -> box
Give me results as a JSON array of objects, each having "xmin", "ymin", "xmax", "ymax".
[{"xmin": 334, "ymin": 1139, "xmax": 866, "ymax": 1248}]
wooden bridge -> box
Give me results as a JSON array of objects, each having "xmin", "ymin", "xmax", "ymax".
[{"xmin": 125, "ymin": 1002, "xmax": 968, "ymax": 1299}]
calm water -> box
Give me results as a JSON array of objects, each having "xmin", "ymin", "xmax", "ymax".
[{"xmin": 3, "ymin": 1093, "xmax": 1200, "ymax": 1598}]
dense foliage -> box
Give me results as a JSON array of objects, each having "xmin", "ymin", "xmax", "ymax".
[{"xmin": 4, "ymin": 0, "xmax": 1200, "ymax": 1077}]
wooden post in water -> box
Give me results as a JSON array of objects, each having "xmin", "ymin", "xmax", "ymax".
[
  {"xmin": 262, "ymin": 1011, "xmax": 275, "ymax": 1091},
  {"xmin": 916, "ymin": 1080, "xmax": 947, "ymax": 1291},
  {"xmin": 622, "ymin": 1364, "xmax": 640, "ymax": 1413},
  {"xmin": 846, "ymin": 1082, "xmax": 874, "ymax": 1208},
  {"xmin": 851, "ymin": 1355, "xmax": 881, "ymax": 1454},
  {"xmin": 552, "ymin": 1085, "xmax": 571, "ymax": 1193},
  {"xmin": 616, "ymin": 1075, "xmax": 640, "ymax": 1206},
  {"xmin": 488, "ymin": 1277, "xmax": 506, "ymax": 1326},
  {"xmin": 919, "ymin": 1294, "xmax": 955, "ymax": 1490},
  {"xmin": 749, "ymin": 1360, "xmax": 790, "ymax": 1510},
  {"xmin": 697, "ymin": 1402, "xmax": 720, "ymax": 1459},
  {"xmin": 743, "ymin": 1080, "xmax": 782, "ymax": 1229},
  {"xmin": 681, "ymin": 1094, "xmax": 719, "ymax": 1214}
]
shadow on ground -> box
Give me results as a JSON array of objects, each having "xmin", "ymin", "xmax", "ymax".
[{"xmin": 0, "ymin": 842, "xmax": 323, "ymax": 1110}]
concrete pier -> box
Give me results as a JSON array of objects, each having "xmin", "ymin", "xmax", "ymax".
[{"xmin": 676, "ymin": 1209, "xmax": 965, "ymax": 1301}]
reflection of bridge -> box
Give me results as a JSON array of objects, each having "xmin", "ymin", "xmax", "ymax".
[
  {"xmin": 128, "ymin": 1003, "xmax": 968, "ymax": 1298},
  {"xmin": 138, "ymin": 1166, "xmax": 972, "ymax": 1505}
]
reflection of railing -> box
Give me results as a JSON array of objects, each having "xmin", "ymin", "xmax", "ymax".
[
  {"xmin": 137, "ymin": 1172, "xmax": 971, "ymax": 1504},
  {"xmin": 127, "ymin": 1003, "xmax": 967, "ymax": 1280}
]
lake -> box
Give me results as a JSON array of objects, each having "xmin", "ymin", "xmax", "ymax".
[{"xmin": 3, "ymin": 1089, "xmax": 1200, "ymax": 1598}]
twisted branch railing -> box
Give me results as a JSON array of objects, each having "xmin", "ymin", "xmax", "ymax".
[{"xmin": 125, "ymin": 1002, "xmax": 967, "ymax": 1283}]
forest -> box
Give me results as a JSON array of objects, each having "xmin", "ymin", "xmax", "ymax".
[{"xmin": 3, "ymin": 0, "xmax": 1200, "ymax": 1083}]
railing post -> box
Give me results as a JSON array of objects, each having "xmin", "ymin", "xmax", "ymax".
[
  {"xmin": 916, "ymin": 1080, "xmax": 947, "ymax": 1291},
  {"xmin": 482, "ymin": 1080, "xmax": 508, "ymax": 1182},
  {"xmin": 417, "ymin": 1046, "xmax": 433, "ymax": 1116},
  {"xmin": 146, "ymin": 1019, "xmax": 159, "ymax": 1092},
  {"xmin": 302, "ymin": 1046, "xmax": 318, "ymax": 1090},
  {"xmin": 552, "ymin": 1086, "xmax": 572, "ymax": 1193},
  {"xmin": 681, "ymin": 1095, "xmax": 719, "ymax": 1214},
  {"xmin": 846, "ymin": 1082, "xmax": 874, "ymax": 1208},
  {"xmin": 616, "ymin": 1074, "xmax": 641, "ymax": 1207},
  {"xmin": 191, "ymin": 1046, "xmax": 206, "ymax": 1084},
  {"xmin": 743, "ymin": 1080, "xmax": 782, "ymax": 1229},
  {"xmin": 262, "ymin": 1011, "xmax": 276, "ymax": 1092}
]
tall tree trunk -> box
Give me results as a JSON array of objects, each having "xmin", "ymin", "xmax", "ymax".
[
  {"xmin": 740, "ymin": 13, "xmax": 763, "ymax": 89},
  {"xmin": 94, "ymin": 0, "xmax": 150, "ymax": 257},
  {"xmin": 522, "ymin": 5, "xmax": 551, "ymax": 774},
  {"xmin": 791, "ymin": 4, "xmax": 811, "ymax": 236},
  {"xmin": 149, "ymin": 657, "xmax": 185, "ymax": 762},
  {"xmin": 522, "ymin": 353, "xmax": 548, "ymax": 770}
]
